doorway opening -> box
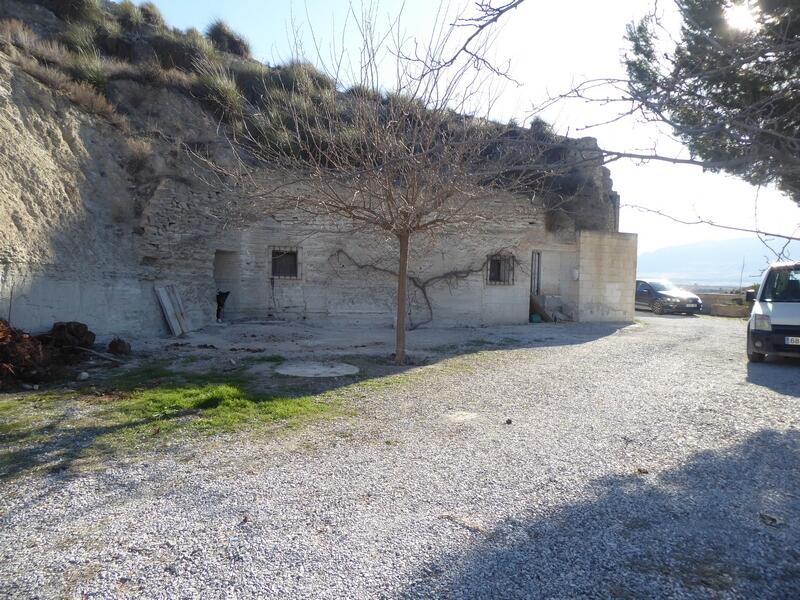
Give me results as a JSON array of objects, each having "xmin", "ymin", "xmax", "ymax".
[
  {"xmin": 529, "ymin": 250, "xmax": 543, "ymax": 321},
  {"xmin": 530, "ymin": 250, "xmax": 541, "ymax": 296},
  {"xmin": 213, "ymin": 250, "xmax": 241, "ymax": 321}
]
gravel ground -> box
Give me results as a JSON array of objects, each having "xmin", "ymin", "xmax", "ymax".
[{"xmin": 1, "ymin": 315, "xmax": 799, "ymax": 599}]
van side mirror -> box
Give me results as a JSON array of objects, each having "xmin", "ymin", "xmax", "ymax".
[{"xmin": 745, "ymin": 289, "xmax": 756, "ymax": 302}]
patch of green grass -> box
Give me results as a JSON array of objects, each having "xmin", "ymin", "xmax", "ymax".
[
  {"xmin": 266, "ymin": 61, "xmax": 335, "ymax": 95},
  {"xmin": 71, "ymin": 51, "xmax": 108, "ymax": 91},
  {"xmin": 140, "ymin": 2, "xmax": 166, "ymax": 27},
  {"xmin": 101, "ymin": 382, "xmax": 333, "ymax": 442},
  {"xmin": 232, "ymin": 61, "xmax": 270, "ymax": 105},
  {"xmin": 45, "ymin": 0, "xmax": 103, "ymax": 22},
  {"xmin": 61, "ymin": 22, "xmax": 97, "ymax": 53},
  {"xmin": 150, "ymin": 28, "xmax": 216, "ymax": 71},
  {"xmin": 113, "ymin": 0, "xmax": 145, "ymax": 30},
  {"xmin": 194, "ymin": 58, "xmax": 244, "ymax": 116},
  {"xmin": 206, "ymin": 19, "xmax": 251, "ymax": 58}
]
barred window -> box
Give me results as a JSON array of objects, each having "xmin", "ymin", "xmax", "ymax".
[
  {"xmin": 486, "ymin": 253, "xmax": 514, "ymax": 285},
  {"xmin": 270, "ymin": 247, "xmax": 300, "ymax": 279}
]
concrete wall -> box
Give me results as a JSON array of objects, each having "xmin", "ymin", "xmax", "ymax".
[{"xmin": 576, "ymin": 231, "xmax": 638, "ymax": 322}]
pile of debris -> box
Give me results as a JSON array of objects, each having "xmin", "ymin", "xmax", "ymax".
[
  {"xmin": 0, "ymin": 320, "xmax": 114, "ymax": 389},
  {"xmin": 36, "ymin": 321, "xmax": 96, "ymax": 349},
  {"xmin": 0, "ymin": 319, "xmax": 52, "ymax": 384}
]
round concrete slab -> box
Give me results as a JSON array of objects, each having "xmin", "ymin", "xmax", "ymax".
[{"xmin": 275, "ymin": 361, "xmax": 359, "ymax": 378}]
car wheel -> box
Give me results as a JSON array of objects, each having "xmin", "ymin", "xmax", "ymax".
[{"xmin": 651, "ymin": 299, "xmax": 665, "ymax": 315}]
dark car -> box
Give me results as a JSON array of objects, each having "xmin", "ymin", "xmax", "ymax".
[{"xmin": 635, "ymin": 279, "xmax": 703, "ymax": 315}]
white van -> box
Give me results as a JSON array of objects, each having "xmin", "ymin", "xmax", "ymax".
[{"xmin": 747, "ymin": 261, "xmax": 800, "ymax": 362}]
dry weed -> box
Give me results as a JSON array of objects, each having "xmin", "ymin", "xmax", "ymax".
[
  {"xmin": 0, "ymin": 19, "xmax": 39, "ymax": 50},
  {"xmin": 125, "ymin": 137, "xmax": 153, "ymax": 174}
]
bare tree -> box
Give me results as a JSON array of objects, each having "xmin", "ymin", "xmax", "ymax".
[{"xmin": 198, "ymin": 2, "xmax": 566, "ymax": 364}]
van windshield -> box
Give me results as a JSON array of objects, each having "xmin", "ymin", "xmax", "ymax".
[{"xmin": 761, "ymin": 267, "xmax": 800, "ymax": 302}]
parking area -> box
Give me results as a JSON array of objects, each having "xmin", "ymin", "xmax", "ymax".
[{"xmin": 1, "ymin": 315, "xmax": 799, "ymax": 598}]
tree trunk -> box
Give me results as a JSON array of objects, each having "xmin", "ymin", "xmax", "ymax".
[{"xmin": 394, "ymin": 232, "xmax": 410, "ymax": 365}]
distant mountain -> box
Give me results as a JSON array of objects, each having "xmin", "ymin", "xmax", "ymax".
[{"xmin": 637, "ymin": 237, "xmax": 800, "ymax": 288}]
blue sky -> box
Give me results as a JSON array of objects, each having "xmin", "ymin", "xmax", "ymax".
[{"xmin": 147, "ymin": 1, "xmax": 800, "ymax": 258}]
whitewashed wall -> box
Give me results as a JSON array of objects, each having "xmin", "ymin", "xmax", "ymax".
[{"xmin": 576, "ymin": 231, "xmax": 638, "ymax": 322}]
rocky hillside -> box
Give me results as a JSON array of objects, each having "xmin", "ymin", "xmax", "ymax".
[{"xmin": 0, "ymin": 0, "xmax": 246, "ymax": 335}]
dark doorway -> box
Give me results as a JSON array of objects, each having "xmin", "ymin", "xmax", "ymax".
[{"xmin": 213, "ymin": 250, "xmax": 241, "ymax": 320}]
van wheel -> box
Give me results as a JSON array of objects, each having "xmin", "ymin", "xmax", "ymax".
[
  {"xmin": 651, "ymin": 300, "xmax": 665, "ymax": 315},
  {"xmin": 748, "ymin": 350, "xmax": 766, "ymax": 363}
]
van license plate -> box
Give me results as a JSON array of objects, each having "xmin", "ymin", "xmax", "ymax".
[
  {"xmin": 686, "ymin": 303, "xmax": 697, "ymax": 308},
  {"xmin": 785, "ymin": 337, "xmax": 800, "ymax": 345}
]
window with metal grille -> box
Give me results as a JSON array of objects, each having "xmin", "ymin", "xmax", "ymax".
[
  {"xmin": 270, "ymin": 247, "xmax": 300, "ymax": 279},
  {"xmin": 486, "ymin": 253, "xmax": 514, "ymax": 285}
]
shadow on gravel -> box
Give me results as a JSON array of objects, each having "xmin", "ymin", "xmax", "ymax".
[
  {"xmin": 402, "ymin": 429, "xmax": 800, "ymax": 598},
  {"xmin": 747, "ymin": 359, "xmax": 800, "ymax": 396},
  {"xmin": 419, "ymin": 322, "xmax": 628, "ymax": 357}
]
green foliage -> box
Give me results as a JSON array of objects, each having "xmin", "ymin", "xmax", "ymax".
[
  {"xmin": 139, "ymin": 2, "xmax": 166, "ymax": 28},
  {"xmin": 113, "ymin": 0, "xmax": 145, "ymax": 30},
  {"xmin": 345, "ymin": 84, "xmax": 383, "ymax": 103},
  {"xmin": 94, "ymin": 17, "xmax": 124, "ymax": 54},
  {"xmin": 44, "ymin": 0, "xmax": 102, "ymax": 23},
  {"xmin": 267, "ymin": 61, "xmax": 335, "ymax": 95},
  {"xmin": 150, "ymin": 27, "xmax": 216, "ymax": 70},
  {"xmin": 248, "ymin": 108, "xmax": 293, "ymax": 150},
  {"xmin": 231, "ymin": 60, "xmax": 269, "ymax": 104},
  {"xmin": 71, "ymin": 50, "xmax": 108, "ymax": 91},
  {"xmin": 194, "ymin": 58, "xmax": 244, "ymax": 116},
  {"xmin": 61, "ymin": 21, "xmax": 96, "ymax": 52},
  {"xmin": 206, "ymin": 19, "xmax": 251, "ymax": 58},
  {"xmin": 529, "ymin": 117, "xmax": 557, "ymax": 144},
  {"xmin": 625, "ymin": 0, "xmax": 800, "ymax": 203}
]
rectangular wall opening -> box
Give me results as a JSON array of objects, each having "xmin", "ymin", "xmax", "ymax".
[
  {"xmin": 213, "ymin": 250, "xmax": 241, "ymax": 320},
  {"xmin": 530, "ymin": 251, "xmax": 541, "ymax": 296},
  {"xmin": 270, "ymin": 246, "xmax": 301, "ymax": 279}
]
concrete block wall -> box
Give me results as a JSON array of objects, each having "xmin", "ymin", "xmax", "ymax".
[{"xmin": 576, "ymin": 231, "xmax": 638, "ymax": 322}]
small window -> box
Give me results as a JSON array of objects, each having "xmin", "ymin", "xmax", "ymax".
[
  {"xmin": 270, "ymin": 247, "xmax": 300, "ymax": 279},
  {"xmin": 486, "ymin": 253, "xmax": 514, "ymax": 285}
]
